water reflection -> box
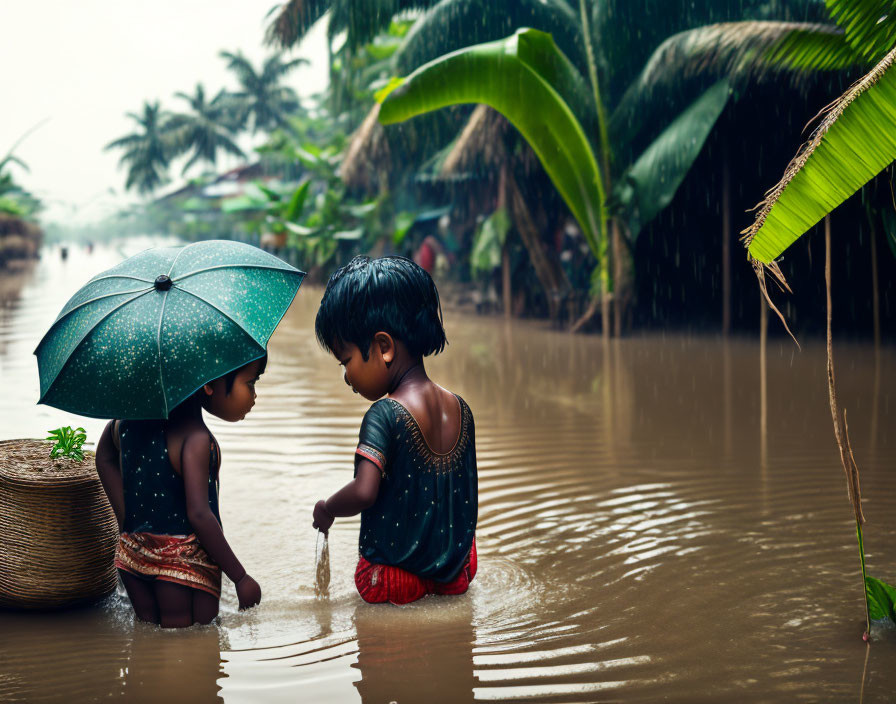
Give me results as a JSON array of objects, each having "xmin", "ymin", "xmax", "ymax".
[
  {"xmin": 0, "ymin": 598, "xmax": 224, "ymax": 702},
  {"xmin": 353, "ymin": 599, "xmax": 476, "ymax": 704}
]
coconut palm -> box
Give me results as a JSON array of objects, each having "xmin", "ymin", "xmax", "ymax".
[
  {"xmin": 219, "ymin": 51, "xmax": 306, "ymax": 133},
  {"xmin": 265, "ymin": 0, "xmax": 441, "ymax": 52},
  {"xmin": 168, "ymin": 84, "xmax": 246, "ymax": 175},
  {"xmin": 105, "ymin": 101, "xmax": 176, "ymax": 195}
]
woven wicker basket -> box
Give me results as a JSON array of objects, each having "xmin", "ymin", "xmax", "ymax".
[{"xmin": 0, "ymin": 439, "xmax": 118, "ymax": 609}]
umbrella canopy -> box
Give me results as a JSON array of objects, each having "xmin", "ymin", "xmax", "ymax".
[{"xmin": 35, "ymin": 240, "xmax": 305, "ymax": 419}]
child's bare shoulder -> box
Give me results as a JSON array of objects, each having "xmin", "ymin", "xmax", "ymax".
[{"xmin": 166, "ymin": 419, "xmax": 213, "ymax": 473}]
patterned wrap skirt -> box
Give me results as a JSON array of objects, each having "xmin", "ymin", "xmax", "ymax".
[
  {"xmin": 115, "ymin": 532, "xmax": 222, "ymax": 599},
  {"xmin": 355, "ymin": 538, "xmax": 477, "ymax": 605}
]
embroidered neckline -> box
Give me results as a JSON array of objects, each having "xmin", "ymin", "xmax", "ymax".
[{"xmin": 386, "ymin": 395, "xmax": 471, "ymax": 469}]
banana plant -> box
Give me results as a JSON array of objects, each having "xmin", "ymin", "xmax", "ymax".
[
  {"xmin": 742, "ymin": 0, "xmax": 896, "ymax": 634},
  {"xmin": 744, "ymin": 0, "xmax": 896, "ymax": 268},
  {"xmin": 377, "ymin": 27, "xmax": 731, "ymax": 309}
]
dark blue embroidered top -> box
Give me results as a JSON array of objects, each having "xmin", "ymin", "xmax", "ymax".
[
  {"xmin": 354, "ymin": 395, "xmax": 477, "ymax": 582},
  {"xmin": 119, "ymin": 420, "xmax": 220, "ymax": 535}
]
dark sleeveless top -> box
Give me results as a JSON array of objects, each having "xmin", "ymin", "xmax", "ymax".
[
  {"xmin": 119, "ymin": 420, "xmax": 220, "ymax": 535},
  {"xmin": 354, "ymin": 395, "xmax": 477, "ymax": 582}
]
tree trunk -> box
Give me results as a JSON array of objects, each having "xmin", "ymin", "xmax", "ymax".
[
  {"xmin": 502, "ymin": 244, "xmax": 512, "ymax": 320},
  {"xmin": 506, "ymin": 172, "xmax": 569, "ymax": 321},
  {"xmin": 722, "ymin": 158, "xmax": 732, "ymax": 336},
  {"xmin": 497, "ymin": 165, "xmax": 512, "ymax": 319},
  {"xmin": 612, "ymin": 220, "xmax": 631, "ymax": 337}
]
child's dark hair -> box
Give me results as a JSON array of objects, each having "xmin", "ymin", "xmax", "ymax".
[
  {"xmin": 315, "ymin": 255, "xmax": 447, "ymax": 360},
  {"xmin": 221, "ymin": 353, "xmax": 267, "ymax": 394}
]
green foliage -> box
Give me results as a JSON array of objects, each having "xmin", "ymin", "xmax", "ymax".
[
  {"xmin": 747, "ymin": 51, "xmax": 896, "ymax": 263},
  {"xmin": 168, "ymin": 84, "xmax": 245, "ymax": 175},
  {"xmin": 866, "ymin": 575, "xmax": 896, "ymax": 623},
  {"xmin": 393, "ymin": 0, "xmax": 586, "ymax": 76},
  {"xmin": 379, "ymin": 28, "xmax": 606, "ymax": 261},
  {"xmin": 827, "ymin": 0, "xmax": 896, "ymax": 62},
  {"xmin": 265, "ymin": 0, "xmax": 439, "ymax": 52},
  {"xmin": 0, "ymin": 196, "xmax": 28, "ymax": 217},
  {"xmin": 392, "ymin": 211, "xmax": 417, "ymax": 246},
  {"xmin": 105, "ymin": 102, "xmax": 176, "ymax": 195},
  {"xmin": 470, "ymin": 208, "xmax": 511, "ymax": 277},
  {"xmin": 45, "ymin": 426, "xmax": 87, "ymax": 462},
  {"xmin": 857, "ymin": 522, "xmax": 896, "ymax": 627},
  {"xmin": 219, "ymin": 51, "xmax": 305, "ymax": 133},
  {"xmin": 764, "ymin": 26, "xmax": 863, "ymax": 71},
  {"xmin": 614, "ymin": 80, "xmax": 731, "ymax": 241}
]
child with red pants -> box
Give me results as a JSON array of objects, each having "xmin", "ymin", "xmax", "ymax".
[{"xmin": 311, "ymin": 256, "xmax": 478, "ymax": 604}]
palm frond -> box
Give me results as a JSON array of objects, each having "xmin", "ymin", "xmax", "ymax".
[
  {"xmin": 743, "ymin": 45, "xmax": 896, "ymax": 268},
  {"xmin": 0, "ymin": 154, "xmax": 29, "ymax": 173},
  {"xmin": 104, "ymin": 134, "xmax": 144, "ymax": 151},
  {"xmin": 264, "ymin": 0, "xmax": 331, "ymax": 49},
  {"xmin": 261, "ymin": 55, "xmax": 308, "ymax": 82},
  {"xmin": 612, "ymin": 21, "xmax": 844, "ymax": 142},
  {"xmin": 827, "ymin": 0, "xmax": 896, "ymax": 61},
  {"xmin": 220, "ymin": 50, "xmax": 256, "ymax": 84},
  {"xmin": 765, "ymin": 26, "xmax": 865, "ymax": 71},
  {"xmin": 394, "ymin": 0, "xmax": 586, "ymax": 77}
]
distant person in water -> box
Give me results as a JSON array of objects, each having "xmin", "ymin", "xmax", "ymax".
[
  {"xmin": 94, "ymin": 358, "xmax": 265, "ymax": 627},
  {"xmin": 312, "ymin": 255, "xmax": 478, "ymax": 604}
]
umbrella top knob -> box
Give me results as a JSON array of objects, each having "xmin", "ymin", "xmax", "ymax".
[{"xmin": 154, "ymin": 275, "xmax": 173, "ymax": 291}]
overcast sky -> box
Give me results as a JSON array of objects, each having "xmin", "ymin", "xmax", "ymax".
[{"xmin": 1, "ymin": 1, "xmax": 328, "ymax": 224}]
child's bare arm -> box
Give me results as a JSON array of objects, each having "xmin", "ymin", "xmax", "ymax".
[
  {"xmin": 313, "ymin": 460, "xmax": 381, "ymax": 534},
  {"xmin": 182, "ymin": 432, "xmax": 260, "ymax": 609},
  {"xmin": 95, "ymin": 420, "xmax": 125, "ymax": 530}
]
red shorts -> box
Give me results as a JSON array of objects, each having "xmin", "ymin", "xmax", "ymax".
[{"xmin": 355, "ymin": 539, "xmax": 477, "ymax": 605}]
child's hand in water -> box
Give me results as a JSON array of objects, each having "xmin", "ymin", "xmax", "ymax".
[
  {"xmin": 235, "ymin": 573, "xmax": 262, "ymax": 610},
  {"xmin": 312, "ymin": 500, "xmax": 335, "ymax": 535}
]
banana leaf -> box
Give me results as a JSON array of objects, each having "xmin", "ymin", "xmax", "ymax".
[
  {"xmin": 378, "ymin": 28, "xmax": 606, "ymax": 259},
  {"xmin": 614, "ymin": 79, "xmax": 730, "ymax": 241},
  {"xmin": 857, "ymin": 522, "xmax": 896, "ymax": 626},
  {"xmin": 745, "ymin": 47, "xmax": 896, "ymax": 264},
  {"xmin": 284, "ymin": 180, "xmax": 311, "ymax": 222},
  {"xmin": 394, "ymin": 0, "xmax": 586, "ymax": 79},
  {"xmin": 470, "ymin": 208, "xmax": 511, "ymax": 276},
  {"xmin": 764, "ymin": 26, "xmax": 864, "ymax": 72}
]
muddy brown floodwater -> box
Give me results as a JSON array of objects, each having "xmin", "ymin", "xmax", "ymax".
[{"xmin": 1, "ymin": 241, "xmax": 895, "ymax": 703}]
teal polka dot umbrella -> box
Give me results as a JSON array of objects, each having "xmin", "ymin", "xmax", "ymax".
[{"xmin": 34, "ymin": 240, "xmax": 305, "ymax": 419}]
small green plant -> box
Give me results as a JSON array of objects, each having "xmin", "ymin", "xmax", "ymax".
[{"xmin": 45, "ymin": 426, "xmax": 87, "ymax": 462}]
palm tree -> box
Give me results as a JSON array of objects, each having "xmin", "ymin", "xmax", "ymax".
[
  {"xmin": 266, "ymin": 0, "xmax": 441, "ymax": 53},
  {"xmin": 168, "ymin": 84, "xmax": 246, "ymax": 175},
  {"xmin": 219, "ymin": 51, "xmax": 306, "ymax": 133},
  {"xmin": 105, "ymin": 101, "xmax": 175, "ymax": 194}
]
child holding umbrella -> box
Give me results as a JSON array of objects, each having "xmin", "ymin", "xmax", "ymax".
[{"xmin": 34, "ymin": 240, "xmax": 304, "ymax": 627}]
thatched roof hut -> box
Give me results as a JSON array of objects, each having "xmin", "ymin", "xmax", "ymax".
[{"xmin": 339, "ymin": 103, "xmax": 393, "ymax": 193}]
